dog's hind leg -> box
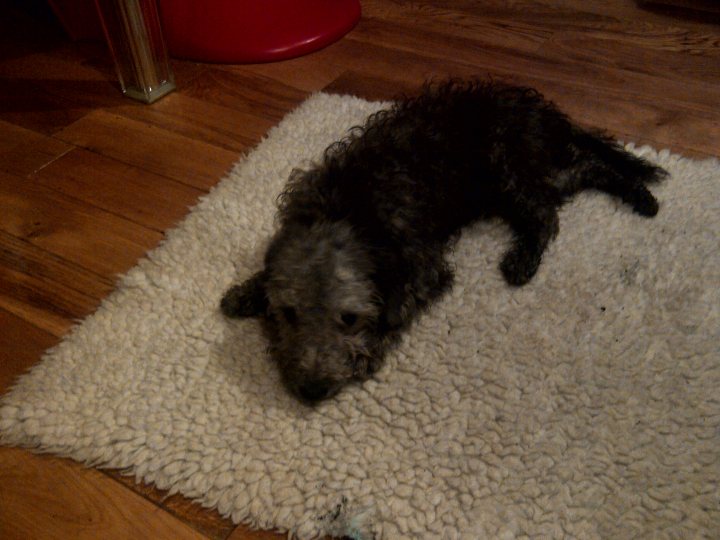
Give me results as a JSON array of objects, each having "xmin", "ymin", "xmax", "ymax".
[
  {"xmin": 570, "ymin": 129, "xmax": 666, "ymax": 217},
  {"xmin": 499, "ymin": 195, "xmax": 560, "ymax": 286}
]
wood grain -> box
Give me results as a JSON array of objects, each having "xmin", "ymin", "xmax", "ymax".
[
  {"xmin": 112, "ymin": 92, "xmax": 269, "ymax": 154},
  {"xmin": 323, "ymin": 71, "xmax": 419, "ymax": 101},
  {"xmin": 0, "ymin": 119, "xmax": 71, "ymax": 176},
  {"xmin": 362, "ymin": 1, "xmax": 555, "ymax": 51},
  {"xmin": 2, "ymin": 1, "xmax": 720, "ymax": 538},
  {"xmin": 0, "ymin": 447, "xmax": 208, "ymax": 540},
  {"xmin": 0, "ymin": 230, "xmax": 111, "ymax": 336},
  {"xmin": 0, "ymin": 170, "xmax": 162, "ymax": 278},
  {"xmin": 108, "ymin": 471, "xmax": 237, "ymax": 540},
  {"xmin": 181, "ymin": 69, "xmax": 309, "ymax": 123},
  {"xmin": 0, "ymin": 309, "xmax": 58, "ymax": 393},
  {"xmin": 34, "ymin": 148, "xmax": 206, "ymax": 232},
  {"xmin": 0, "ymin": 76, "xmax": 89, "ymax": 135},
  {"xmin": 347, "ymin": 18, "xmax": 720, "ymax": 114},
  {"xmin": 56, "ymin": 110, "xmax": 239, "ymax": 191},
  {"xmin": 230, "ymin": 55, "xmax": 347, "ymax": 94},
  {"xmin": 323, "ymin": 69, "xmax": 720, "ymax": 158}
]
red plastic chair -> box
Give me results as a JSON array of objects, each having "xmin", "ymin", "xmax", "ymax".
[{"xmin": 158, "ymin": 0, "xmax": 361, "ymax": 63}]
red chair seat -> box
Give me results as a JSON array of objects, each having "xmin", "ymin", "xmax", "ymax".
[{"xmin": 158, "ymin": 0, "xmax": 361, "ymax": 63}]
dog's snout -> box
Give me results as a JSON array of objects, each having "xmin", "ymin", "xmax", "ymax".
[{"xmin": 297, "ymin": 379, "xmax": 335, "ymax": 403}]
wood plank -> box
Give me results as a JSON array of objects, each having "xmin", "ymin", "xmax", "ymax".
[
  {"xmin": 541, "ymin": 30, "xmax": 720, "ymax": 85},
  {"xmin": 0, "ymin": 48, "xmax": 112, "ymax": 83},
  {"xmin": 34, "ymin": 148, "xmax": 205, "ymax": 232},
  {"xmin": 228, "ymin": 54, "xmax": 347, "ymax": 94},
  {"xmin": 55, "ymin": 110, "xmax": 239, "ymax": 191},
  {"xmin": 0, "ymin": 230, "xmax": 111, "ymax": 336},
  {"xmin": 526, "ymin": 80, "xmax": 720, "ymax": 158},
  {"xmin": 180, "ymin": 69, "xmax": 309, "ymax": 123},
  {"xmin": 0, "ymin": 78, "xmax": 88, "ymax": 135},
  {"xmin": 0, "ymin": 254, "xmax": 98, "ymax": 337},
  {"xmin": 109, "ymin": 472, "xmax": 236, "ymax": 540},
  {"xmin": 0, "ymin": 119, "xmax": 72, "ymax": 177},
  {"xmin": 639, "ymin": 0, "xmax": 720, "ymax": 15},
  {"xmin": 326, "ymin": 69, "xmax": 719, "ymax": 158},
  {"xmin": 347, "ymin": 17, "xmax": 537, "ymax": 78},
  {"xmin": 226, "ymin": 524, "xmax": 296, "ymax": 540},
  {"xmin": 543, "ymin": 22, "xmax": 720, "ymax": 57},
  {"xmin": 323, "ymin": 71, "xmax": 418, "ymax": 101},
  {"xmin": 0, "ymin": 308, "xmax": 57, "ymax": 394},
  {"xmin": 315, "ymin": 39, "xmax": 481, "ymax": 89},
  {"xmin": 0, "ymin": 230, "xmax": 113, "ymax": 300},
  {"xmin": 0, "ymin": 45, "xmax": 124, "ymax": 135},
  {"xmin": 361, "ymin": 0, "xmax": 720, "ymax": 63},
  {"xmin": 552, "ymin": 0, "xmax": 720, "ymax": 29},
  {"xmin": 0, "ymin": 170, "xmax": 162, "ymax": 278},
  {"xmin": 113, "ymin": 92, "xmax": 271, "ymax": 154},
  {"xmin": 0, "ymin": 447, "xmax": 209, "ymax": 540},
  {"xmin": 0, "ymin": 43, "xmax": 207, "ymax": 137},
  {"xmin": 346, "ymin": 17, "xmax": 720, "ymax": 115},
  {"xmin": 360, "ymin": 1, "xmax": 554, "ymax": 54},
  {"xmin": 370, "ymin": 0, "xmax": 621, "ymax": 31},
  {"xmin": 313, "ymin": 39, "xmax": 720, "ymax": 156},
  {"xmin": 403, "ymin": 0, "xmax": 720, "ymax": 34},
  {"xmin": 37, "ymin": 40, "xmax": 207, "ymax": 90}
]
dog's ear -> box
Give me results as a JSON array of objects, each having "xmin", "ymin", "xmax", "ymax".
[{"xmin": 220, "ymin": 270, "xmax": 269, "ymax": 318}]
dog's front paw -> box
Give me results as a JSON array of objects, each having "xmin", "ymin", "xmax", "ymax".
[
  {"xmin": 500, "ymin": 248, "xmax": 540, "ymax": 286},
  {"xmin": 366, "ymin": 354, "xmax": 385, "ymax": 376},
  {"xmin": 353, "ymin": 354, "xmax": 384, "ymax": 380},
  {"xmin": 220, "ymin": 285, "xmax": 249, "ymax": 317},
  {"xmin": 220, "ymin": 270, "xmax": 269, "ymax": 318}
]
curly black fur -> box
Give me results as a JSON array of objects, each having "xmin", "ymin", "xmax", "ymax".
[{"xmin": 221, "ymin": 79, "xmax": 666, "ymax": 403}]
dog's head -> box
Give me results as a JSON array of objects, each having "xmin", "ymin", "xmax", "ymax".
[{"xmin": 222, "ymin": 220, "xmax": 383, "ymax": 403}]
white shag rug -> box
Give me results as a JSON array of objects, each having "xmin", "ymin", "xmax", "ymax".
[{"xmin": 2, "ymin": 94, "xmax": 719, "ymax": 539}]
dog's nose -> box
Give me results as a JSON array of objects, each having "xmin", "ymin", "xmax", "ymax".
[{"xmin": 297, "ymin": 379, "xmax": 334, "ymax": 402}]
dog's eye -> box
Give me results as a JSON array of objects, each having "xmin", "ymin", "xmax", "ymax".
[
  {"xmin": 340, "ymin": 312, "xmax": 357, "ymax": 327},
  {"xmin": 281, "ymin": 306, "xmax": 297, "ymax": 323}
]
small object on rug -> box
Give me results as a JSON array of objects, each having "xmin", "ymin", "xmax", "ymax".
[{"xmin": 319, "ymin": 496, "xmax": 377, "ymax": 540}]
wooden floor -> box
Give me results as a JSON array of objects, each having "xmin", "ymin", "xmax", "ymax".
[{"xmin": 1, "ymin": 1, "xmax": 718, "ymax": 538}]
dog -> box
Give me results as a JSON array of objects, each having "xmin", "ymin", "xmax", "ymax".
[{"xmin": 221, "ymin": 79, "xmax": 666, "ymax": 403}]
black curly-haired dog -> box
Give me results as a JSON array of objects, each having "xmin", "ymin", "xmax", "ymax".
[{"xmin": 221, "ymin": 80, "xmax": 666, "ymax": 403}]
